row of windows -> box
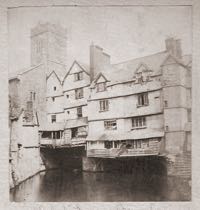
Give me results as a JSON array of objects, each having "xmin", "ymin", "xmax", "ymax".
[
  {"xmin": 51, "ymin": 113, "xmax": 147, "ymax": 130},
  {"xmin": 104, "ymin": 116, "xmax": 147, "ymax": 130},
  {"xmin": 51, "ymin": 106, "xmax": 83, "ymax": 123},
  {"xmin": 103, "ymin": 139, "xmax": 149, "ymax": 149},
  {"xmin": 98, "ymin": 93, "xmax": 149, "ymax": 112},
  {"xmin": 51, "ymin": 81, "xmax": 106, "ymax": 93}
]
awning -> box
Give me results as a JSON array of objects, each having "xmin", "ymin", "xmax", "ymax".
[{"xmin": 86, "ymin": 129, "xmax": 164, "ymax": 141}]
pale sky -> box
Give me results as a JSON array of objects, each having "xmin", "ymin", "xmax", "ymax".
[{"xmin": 8, "ymin": 6, "xmax": 192, "ymax": 73}]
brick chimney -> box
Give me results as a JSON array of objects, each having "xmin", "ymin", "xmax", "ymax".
[
  {"xmin": 90, "ymin": 43, "xmax": 111, "ymax": 82},
  {"xmin": 165, "ymin": 37, "xmax": 182, "ymax": 59}
]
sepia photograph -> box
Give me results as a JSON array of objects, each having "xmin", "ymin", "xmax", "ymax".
[{"xmin": 7, "ymin": 3, "xmax": 192, "ymax": 203}]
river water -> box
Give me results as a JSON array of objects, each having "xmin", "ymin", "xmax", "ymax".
[{"xmin": 10, "ymin": 169, "xmax": 191, "ymax": 202}]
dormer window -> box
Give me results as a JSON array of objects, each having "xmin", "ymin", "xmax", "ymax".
[
  {"xmin": 74, "ymin": 72, "xmax": 83, "ymax": 81},
  {"xmin": 97, "ymin": 82, "xmax": 106, "ymax": 92}
]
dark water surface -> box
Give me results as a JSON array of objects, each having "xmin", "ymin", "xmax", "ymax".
[{"xmin": 10, "ymin": 169, "xmax": 191, "ymax": 202}]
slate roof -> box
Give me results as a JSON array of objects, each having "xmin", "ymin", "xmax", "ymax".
[{"xmin": 92, "ymin": 51, "xmax": 192, "ymax": 86}]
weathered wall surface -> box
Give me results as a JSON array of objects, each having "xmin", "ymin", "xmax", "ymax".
[{"xmin": 10, "ymin": 115, "xmax": 45, "ymax": 188}]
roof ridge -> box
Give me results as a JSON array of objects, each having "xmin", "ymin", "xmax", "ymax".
[{"xmin": 113, "ymin": 51, "xmax": 167, "ymax": 66}]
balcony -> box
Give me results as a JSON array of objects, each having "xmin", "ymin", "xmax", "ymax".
[
  {"xmin": 40, "ymin": 138, "xmax": 66, "ymax": 147},
  {"xmin": 87, "ymin": 139, "xmax": 160, "ymax": 158}
]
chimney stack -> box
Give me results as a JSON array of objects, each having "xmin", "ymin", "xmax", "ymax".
[
  {"xmin": 90, "ymin": 43, "xmax": 111, "ymax": 82},
  {"xmin": 165, "ymin": 37, "xmax": 182, "ymax": 59}
]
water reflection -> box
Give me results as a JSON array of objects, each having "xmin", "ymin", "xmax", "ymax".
[{"xmin": 10, "ymin": 169, "xmax": 191, "ymax": 202}]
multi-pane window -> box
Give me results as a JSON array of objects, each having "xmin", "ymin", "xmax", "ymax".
[
  {"xmin": 74, "ymin": 72, "xmax": 83, "ymax": 81},
  {"xmin": 75, "ymin": 88, "xmax": 84, "ymax": 99},
  {"xmin": 77, "ymin": 106, "xmax": 83, "ymax": 118},
  {"xmin": 138, "ymin": 93, "xmax": 149, "ymax": 106},
  {"xmin": 132, "ymin": 116, "xmax": 146, "ymax": 129},
  {"xmin": 104, "ymin": 120, "xmax": 117, "ymax": 130},
  {"xmin": 99, "ymin": 100, "xmax": 109, "ymax": 112},
  {"xmin": 97, "ymin": 82, "xmax": 106, "ymax": 92},
  {"xmin": 51, "ymin": 115, "xmax": 56, "ymax": 123}
]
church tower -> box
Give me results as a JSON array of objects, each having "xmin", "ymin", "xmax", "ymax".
[{"xmin": 31, "ymin": 22, "xmax": 67, "ymax": 66}]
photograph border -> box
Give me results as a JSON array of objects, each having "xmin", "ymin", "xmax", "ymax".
[{"xmin": 0, "ymin": 0, "xmax": 199, "ymax": 209}]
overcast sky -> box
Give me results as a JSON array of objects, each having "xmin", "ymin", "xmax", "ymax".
[{"xmin": 8, "ymin": 6, "xmax": 192, "ymax": 73}]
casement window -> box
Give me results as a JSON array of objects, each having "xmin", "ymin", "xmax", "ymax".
[
  {"xmin": 126, "ymin": 140, "xmax": 142, "ymax": 149},
  {"xmin": 75, "ymin": 88, "xmax": 84, "ymax": 99},
  {"xmin": 53, "ymin": 86, "xmax": 56, "ymax": 91},
  {"xmin": 52, "ymin": 131, "xmax": 61, "ymax": 139},
  {"xmin": 97, "ymin": 82, "xmax": 106, "ymax": 92},
  {"xmin": 77, "ymin": 106, "xmax": 83, "ymax": 118},
  {"xmin": 74, "ymin": 72, "xmax": 83, "ymax": 81},
  {"xmin": 137, "ymin": 93, "xmax": 149, "ymax": 106},
  {"xmin": 104, "ymin": 120, "xmax": 117, "ymax": 130},
  {"xmin": 132, "ymin": 116, "xmax": 146, "ymax": 129},
  {"xmin": 51, "ymin": 115, "xmax": 56, "ymax": 123},
  {"xmin": 99, "ymin": 100, "xmax": 109, "ymax": 112}
]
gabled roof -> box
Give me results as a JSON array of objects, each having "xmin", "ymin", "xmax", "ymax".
[
  {"xmin": 9, "ymin": 64, "xmax": 43, "ymax": 80},
  {"xmin": 160, "ymin": 53, "xmax": 190, "ymax": 70},
  {"xmin": 46, "ymin": 70, "xmax": 62, "ymax": 85},
  {"xmin": 62, "ymin": 60, "xmax": 90, "ymax": 85},
  {"xmin": 47, "ymin": 60, "xmax": 68, "ymax": 81},
  {"xmin": 135, "ymin": 62, "xmax": 153, "ymax": 74}
]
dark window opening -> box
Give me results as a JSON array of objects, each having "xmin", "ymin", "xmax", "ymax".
[
  {"xmin": 104, "ymin": 141, "xmax": 113, "ymax": 149},
  {"xmin": 71, "ymin": 127, "xmax": 78, "ymax": 138},
  {"xmin": 41, "ymin": 131, "xmax": 51, "ymax": 139},
  {"xmin": 54, "ymin": 86, "xmax": 56, "ymax": 91},
  {"xmin": 75, "ymin": 88, "xmax": 84, "ymax": 99},
  {"xmin": 52, "ymin": 97, "xmax": 55, "ymax": 102},
  {"xmin": 77, "ymin": 107, "xmax": 83, "ymax": 118},
  {"xmin": 51, "ymin": 115, "xmax": 56, "ymax": 123}
]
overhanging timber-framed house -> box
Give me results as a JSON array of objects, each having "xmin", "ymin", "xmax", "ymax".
[
  {"xmin": 39, "ymin": 60, "xmax": 90, "ymax": 148},
  {"xmin": 86, "ymin": 38, "xmax": 192, "ymax": 159}
]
